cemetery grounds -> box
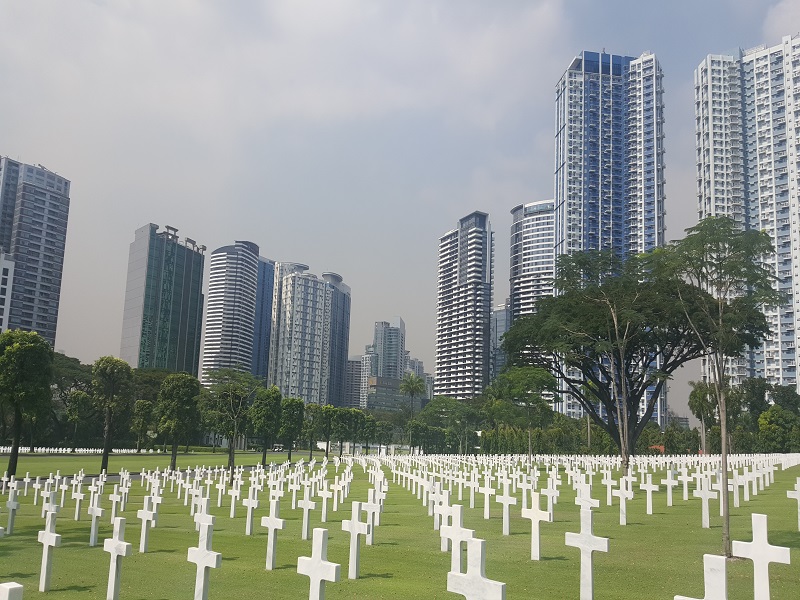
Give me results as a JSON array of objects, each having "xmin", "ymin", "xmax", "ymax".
[{"xmin": 0, "ymin": 451, "xmax": 798, "ymax": 599}]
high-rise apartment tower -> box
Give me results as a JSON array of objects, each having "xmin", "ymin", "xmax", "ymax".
[{"xmin": 435, "ymin": 211, "xmax": 493, "ymax": 399}]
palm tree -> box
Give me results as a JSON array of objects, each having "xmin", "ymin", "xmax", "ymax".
[
  {"xmin": 400, "ymin": 373, "xmax": 426, "ymax": 452},
  {"xmin": 400, "ymin": 373, "xmax": 426, "ymax": 419}
]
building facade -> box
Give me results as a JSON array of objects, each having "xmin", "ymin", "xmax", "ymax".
[
  {"xmin": 344, "ymin": 357, "xmax": 364, "ymax": 409},
  {"xmin": 435, "ymin": 211, "xmax": 494, "ymax": 399},
  {"xmin": 201, "ymin": 241, "xmax": 260, "ymax": 380},
  {"xmin": 695, "ymin": 34, "xmax": 800, "ymax": 390},
  {"xmin": 554, "ymin": 51, "xmax": 665, "ymax": 258},
  {"xmin": 120, "ymin": 224, "xmax": 205, "ymax": 375},
  {"xmin": 553, "ymin": 50, "xmax": 667, "ymax": 425},
  {"xmin": 509, "ymin": 200, "xmax": 556, "ymax": 321},
  {"xmin": 0, "ymin": 251, "xmax": 15, "ymax": 333},
  {"xmin": 267, "ymin": 266, "xmax": 351, "ymax": 406},
  {"xmin": 373, "ymin": 318, "xmax": 406, "ymax": 380},
  {"xmin": 0, "ymin": 158, "xmax": 70, "ymax": 347},
  {"xmin": 489, "ymin": 301, "xmax": 511, "ymax": 382}
]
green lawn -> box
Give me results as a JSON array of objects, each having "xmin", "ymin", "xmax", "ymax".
[{"xmin": 0, "ymin": 454, "xmax": 798, "ymax": 599}]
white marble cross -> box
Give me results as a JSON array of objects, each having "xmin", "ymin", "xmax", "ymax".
[
  {"xmin": 541, "ymin": 479, "xmax": 560, "ymax": 519},
  {"xmin": 298, "ymin": 488, "xmax": 317, "ymax": 541},
  {"xmin": 72, "ymin": 481, "xmax": 85, "ymax": 521},
  {"xmin": 611, "ymin": 479, "xmax": 633, "ymax": 526},
  {"xmin": 732, "ymin": 513, "xmax": 791, "ymax": 600},
  {"xmin": 0, "ymin": 582, "xmax": 23, "ymax": 600},
  {"xmin": 318, "ymin": 483, "xmax": 333, "ymax": 523},
  {"xmin": 5, "ymin": 486, "xmax": 19, "ymax": 536},
  {"xmin": 297, "ymin": 528, "xmax": 341, "ymax": 600},
  {"xmin": 37, "ymin": 496, "xmax": 62, "ymax": 592},
  {"xmin": 88, "ymin": 490, "xmax": 105, "ymax": 547},
  {"xmin": 137, "ymin": 495, "xmax": 157, "ymax": 553},
  {"xmin": 188, "ymin": 513, "xmax": 222, "ymax": 600},
  {"xmin": 678, "ymin": 468, "xmax": 692, "ymax": 501},
  {"xmin": 600, "ymin": 470, "xmax": 615, "ymax": 506},
  {"xmin": 342, "ymin": 501, "xmax": 370, "ymax": 579},
  {"xmin": 261, "ymin": 498, "xmax": 286, "ymax": 571},
  {"xmin": 104, "ymin": 517, "xmax": 132, "ymax": 600},
  {"xmin": 495, "ymin": 480, "xmax": 517, "ymax": 536},
  {"xmin": 478, "ymin": 476, "xmax": 496, "ymax": 520},
  {"xmin": 108, "ymin": 485, "xmax": 121, "ymax": 523},
  {"xmin": 661, "ymin": 469, "xmax": 678, "ymax": 507},
  {"xmin": 242, "ymin": 485, "xmax": 260, "ymax": 536},
  {"xmin": 565, "ymin": 508, "xmax": 609, "ymax": 600},
  {"xmin": 787, "ymin": 478, "xmax": 800, "ymax": 532},
  {"xmin": 640, "ymin": 475, "xmax": 659, "ymax": 516},
  {"xmin": 227, "ymin": 484, "xmax": 241, "ymax": 518},
  {"xmin": 361, "ymin": 497, "xmax": 381, "ymax": 546},
  {"xmin": 693, "ymin": 477, "xmax": 717, "ymax": 529},
  {"xmin": 575, "ymin": 480, "xmax": 599, "ymax": 510},
  {"xmin": 674, "ymin": 554, "xmax": 727, "ymax": 600},
  {"xmin": 447, "ymin": 538, "xmax": 506, "ymax": 600},
  {"xmin": 440, "ymin": 504, "xmax": 474, "ymax": 574},
  {"xmin": 521, "ymin": 491, "xmax": 552, "ymax": 561}
]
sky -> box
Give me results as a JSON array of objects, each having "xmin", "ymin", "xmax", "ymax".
[{"xmin": 1, "ymin": 1, "xmax": 799, "ymax": 417}]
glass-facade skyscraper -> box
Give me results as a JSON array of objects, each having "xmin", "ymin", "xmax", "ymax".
[
  {"xmin": 695, "ymin": 33, "xmax": 800, "ymax": 390},
  {"xmin": 120, "ymin": 224, "xmax": 205, "ymax": 376},
  {"xmin": 435, "ymin": 211, "xmax": 494, "ymax": 399},
  {"xmin": 0, "ymin": 157, "xmax": 71, "ymax": 347},
  {"xmin": 509, "ymin": 200, "xmax": 556, "ymax": 322}
]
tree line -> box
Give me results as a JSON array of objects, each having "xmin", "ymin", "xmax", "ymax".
[{"xmin": 0, "ymin": 343, "xmax": 401, "ymax": 477}]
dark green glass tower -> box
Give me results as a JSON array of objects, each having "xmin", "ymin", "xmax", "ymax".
[{"xmin": 120, "ymin": 224, "xmax": 205, "ymax": 375}]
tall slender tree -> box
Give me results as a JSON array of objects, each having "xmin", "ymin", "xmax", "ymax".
[
  {"xmin": 92, "ymin": 356, "xmax": 134, "ymax": 473},
  {"xmin": 249, "ymin": 385, "xmax": 282, "ymax": 466},
  {"xmin": 0, "ymin": 330, "xmax": 53, "ymax": 476},
  {"xmin": 155, "ymin": 373, "xmax": 201, "ymax": 470},
  {"xmin": 664, "ymin": 216, "xmax": 782, "ymax": 557}
]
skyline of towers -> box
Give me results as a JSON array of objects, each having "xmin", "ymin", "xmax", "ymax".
[
  {"xmin": 435, "ymin": 211, "xmax": 494, "ymax": 399},
  {"xmin": 509, "ymin": 200, "xmax": 556, "ymax": 321},
  {"xmin": 120, "ymin": 224, "xmax": 205, "ymax": 376},
  {"xmin": 0, "ymin": 157, "xmax": 71, "ymax": 347},
  {"xmin": 695, "ymin": 33, "xmax": 800, "ymax": 391}
]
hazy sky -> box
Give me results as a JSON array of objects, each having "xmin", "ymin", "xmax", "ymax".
[{"xmin": 1, "ymin": 1, "xmax": 799, "ymax": 397}]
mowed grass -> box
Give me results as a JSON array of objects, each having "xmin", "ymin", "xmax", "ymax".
[{"xmin": 0, "ymin": 454, "xmax": 797, "ymax": 599}]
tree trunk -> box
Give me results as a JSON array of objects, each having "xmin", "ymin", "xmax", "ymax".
[
  {"xmin": 261, "ymin": 435, "xmax": 268, "ymax": 467},
  {"xmin": 72, "ymin": 421, "xmax": 79, "ymax": 453},
  {"xmin": 7, "ymin": 403, "xmax": 22, "ymax": 476},
  {"xmin": 101, "ymin": 405, "xmax": 113, "ymax": 474},
  {"xmin": 719, "ymin": 384, "xmax": 731, "ymax": 557},
  {"xmin": 308, "ymin": 440, "xmax": 313, "ymax": 461},
  {"xmin": 287, "ymin": 441, "xmax": 293, "ymax": 463},
  {"xmin": 700, "ymin": 414, "xmax": 706, "ymax": 455},
  {"xmin": 170, "ymin": 434, "xmax": 179, "ymax": 471},
  {"xmin": 227, "ymin": 429, "xmax": 236, "ymax": 476},
  {"xmin": 325, "ymin": 438, "xmax": 330, "ymax": 459}
]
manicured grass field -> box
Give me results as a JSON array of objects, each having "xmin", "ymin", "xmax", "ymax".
[{"xmin": 0, "ymin": 453, "xmax": 798, "ymax": 599}]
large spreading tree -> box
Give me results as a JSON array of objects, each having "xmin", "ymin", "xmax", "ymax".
[
  {"xmin": 0, "ymin": 330, "xmax": 54, "ymax": 476},
  {"xmin": 504, "ymin": 250, "xmax": 709, "ymax": 470}
]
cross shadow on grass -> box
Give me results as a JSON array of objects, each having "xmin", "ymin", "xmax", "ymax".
[
  {"xmin": 58, "ymin": 585, "xmax": 95, "ymax": 592},
  {"xmin": 362, "ymin": 572, "xmax": 393, "ymax": 579}
]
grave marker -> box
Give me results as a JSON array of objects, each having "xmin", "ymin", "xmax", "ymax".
[
  {"xmin": 342, "ymin": 501, "xmax": 370, "ymax": 579},
  {"xmin": 731, "ymin": 513, "xmax": 791, "ymax": 600},
  {"xmin": 565, "ymin": 508, "xmax": 609, "ymax": 600},
  {"xmin": 297, "ymin": 528, "xmax": 340, "ymax": 600},
  {"xmin": 446, "ymin": 538, "xmax": 506, "ymax": 600},
  {"xmin": 104, "ymin": 517, "xmax": 132, "ymax": 600}
]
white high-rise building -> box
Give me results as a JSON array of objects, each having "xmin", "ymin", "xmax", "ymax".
[
  {"xmin": 201, "ymin": 241, "xmax": 260, "ymax": 381},
  {"xmin": 435, "ymin": 211, "xmax": 493, "ymax": 399},
  {"xmin": 267, "ymin": 266, "xmax": 351, "ymax": 405},
  {"xmin": 552, "ymin": 50, "xmax": 667, "ymax": 425},
  {"xmin": 555, "ymin": 51, "xmax": 665, "ymax": 258},
  {"xmin": 509, "ymin": 200, "xmax": 556, "ymax": 321},
  {"xmin": 695, "ymin": 34, "xmax": 800, "ymax": 390}
]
